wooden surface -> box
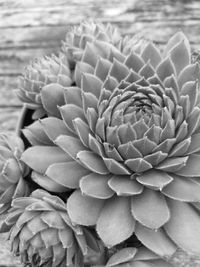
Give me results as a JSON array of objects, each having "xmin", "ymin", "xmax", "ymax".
[{"xmin": 1, "ymin": 0, "xmax": 200, "ymax": 266}]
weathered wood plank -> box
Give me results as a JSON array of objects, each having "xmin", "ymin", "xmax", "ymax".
[
  {"xmin": 0, "ymin": 47, "xmax": 59, "ymax": 75},
  {"xmin": 0, "ymin": 107, "xmax": 20, "ymax": 131}
]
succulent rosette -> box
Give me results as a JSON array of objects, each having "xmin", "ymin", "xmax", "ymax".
[
  {"xmin": 14, "ymin": 20, "xmax": 200, "ymax": 265},
  {"xmin": 62, "ymin": 21, "xmax": 121, "ymax": 71},
  {"xmin": 101, "ymin": 246, "xmax": 173, "ymax": 267},
  {"xmin": 0, "ymin": 133, "xmax": 29, "ymax": 215},
  {"xmin": 21, "ymin": 30, "xmax": 200, "ymax": 258},
  {"xmin": 5, "ymin": 189, "xmax": 103, "ymax": 267},
  {"xmin": 16, "ymin": 54, "xmax": 72, "ymax": 119}
]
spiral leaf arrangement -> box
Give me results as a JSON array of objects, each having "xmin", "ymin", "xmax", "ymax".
[{"xmin": 0, "ymin": 21, "xmax": 200, "ymax": 267}]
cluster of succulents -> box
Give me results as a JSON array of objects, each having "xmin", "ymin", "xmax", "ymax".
[{"xmin": 1, "ymin": 21, "xmax": 200, "ymax": 267}]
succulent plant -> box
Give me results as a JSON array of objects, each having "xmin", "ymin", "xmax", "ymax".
[
  {"xmin": 6, "ymin": 189, "xmax": 103, "ymax": 267},
  {"xmin": 2, "ymin": 21, "xmax": 200, "ymax": 266},
  {"xmin": 16, "ymin": 54, "xmax": 72, "ymax": 119},
  {"xmin": 21, "ymin": 29, "xmax": 200, "ymax": 260},
  {"xmin": 62, "ymin": 21, "xmax": 121, "ymax": 70},
  {"xmin": 0, "ymin": 133, "xmax": 29, "ymax": 215}
]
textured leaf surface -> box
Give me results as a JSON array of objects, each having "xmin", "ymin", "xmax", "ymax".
[
  {"xmin": 108, "ymin": 176, "xmax": 143, "ymax": 196},
  {"xmin": 55, "ymin": 135, "xmax": 86, "ymax": 160},
  {"xmin": 46, "ymin": 161, "xmax": 90, "ymax": 189},
  {"xmin": 165, "ymin": 199, "xmax": 200, "ymax": 254},
  {"xmin": 106, "ymin": 247, "xmax": 137, "ymax": 267},
  {"xmin": 77, "ymin": 150, "xmax": 109, "ymax": 174},
  {"xmin": 175, "ymin": 154, "xmax": 200, "ymax": 177},
  {"xmin": 80, "ymin": 173, "xmax": 114, "ymax": 199},
  {"xmin": 97, "ymin": 197, "xmax": 135, "ymax": 247},
  {"xmin": 41, "ymin": 83, "xmax": 65, "ymax": 117},
  {"xmin": 31, "ymin": 171, "xmax": 69, "ymax": 193},
  {"xmin": 131, "ymin": 189, "xmax": 170, "ymax": 229},
  {"xmin": 136, "ymin": 170, "xmax": 173, "ymax": 190},
  {"xmin": 67, "ymin": 190, "xmax": 105, "ymax": 226},
  {"xmin": 41, "ymin": 117, "xmax": 74, "ymax": 142},
  {"xmin": 21, "ymin": 146, "xmax": 69, "ymax": 173},
  {"xmin": 162, "ymin": 175, "xmax": 200, "ymax": 202},
  {"xmin": 135, "ymin": 224, "xmax": 177, "ymax": 258}
]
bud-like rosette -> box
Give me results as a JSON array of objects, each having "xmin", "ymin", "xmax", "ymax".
[
  {"xmin": 8, "ymin": 189, "xmax": 102, "ymax": 267},
  {"xmin": 103, "ymin": 246, "xmax": 174, "ymax": 267},
  {"xmin": 16, "ymin": 54, "xmax": 72, "ymax": 119},
  {"xmin": 0, "ymin": 133, "xmax": 29, "ymax": 216},
  {"xmin": 63, "ymin": 21, "xmax": 121, "ymax": 70},
  {"xmin": 21, "ymin": 30, "xmax": 200, "ymax": 257}
]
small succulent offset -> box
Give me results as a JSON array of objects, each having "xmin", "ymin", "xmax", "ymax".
[
  {"xmin": 0, "ymin": 133, "xmax": 29, "ymax": 215},
  {"xmin": 1, "ymin": 21, "xmax": 200, "ymax": 267},
  {"xmin": 5, "ymin": 189, "xmax": 102, "ymax": 267}
]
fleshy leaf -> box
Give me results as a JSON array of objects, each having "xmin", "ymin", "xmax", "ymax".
[
  {"xmin": 155, "ymin": 156, "xmax": 188, "ymax": 172},
  {"xmin": 103, "ymin": 158, "xmax": 131, "ymax": 175},
  {"xmin": 187, "ymin": 133, "xmax": 200, "ymax": 154},
  {"xmin": 139, "ymin": 62, "xmax": 155, "ymax": 79},
  {"xmin": 106, "ymin": 247, "xmax": 137, "ymax": 267},
  {"xmin": 41, "ymin": 83, "xmax": 65, "ymax": 118},
  {"xmin": 40, "ymin": 117, "xmax": 74, "ymax": 142},
  {"xmin": 141, "ymin": 42, "xmax": 162, "ymax": 69},
  {"xmin": 136, "ymin": 170, "xmax": 173, "ymax": 190},
  {"xmin": 60, "ymin": 104, "xmax": 86, "ymax": 133},
  {"xmin": 131, "ymin": 188, "xmax": 170, "ymax": 229},
  {"xmin": 125, "ymin": 52, "xmax": 145, "ymax": 72},
  {"xmin": 21, "ymin": 146, "xmax": 69, "ymax": 173},
  {"xmin": 77, "ymin": 150, "xmax": 109, "ymax": 174},
  {"xmin": 165, "ymin": 199, "xmax": 200, "ymax": 254},
  {"xmin": 75, "ymin": 62, "xmax": 94, "ymax": 87},
  {"xmin": 81, "ymin": 73, "xmax": 103, "ymax": 98},
  {"xmin": 135, "ymin": 224, "xmax": 177, "ymax": 258},
  {"xmin": 175, "ymin": 154, "xmax": 200, "ymax": 177},
  {"xmin": 109, "ymin": 59, "xmax": 129, "ymax": 82},
  {"xmin": 67, "ymin": 190, "xmax": 105, "ymax": 226},
  {"xmin": 170, "ymin": 40, "xmax": 190, "ymax": 75},
  {"xmin": 46, "ymin": 162, "xmax": 90, "ymax": 189},
  {"xmin": 178, "ymin": 63, "xmax": 200, "ymax": 89},
  {"xmin": 23, "ymin": 120, "xmax": 52, "ymax": 146},
  {"xmin": 31, "ymin": 171, "xmax": 68, "ymax": 193},
  {"xmin": 156, "ymin": 57, "xmax": 176, "ymax": 81},
  {"xmin": 80, "ymin": 173, "xmax": 114, "ymax": 199},
  {"xmin": 133, "ymin": 247, "xmax": 159, "ymax": 261},
  {"xmin": 163, "ymin": 32, "xmax": 190, "ymax": 58},
  {"xmin": 97, "ymin": 197, "xmax": 135, "ymax": 247},
  {"xmin": 162, "ymin": 174, "xmax": 200, "ymax": 202},
  {"xmin": 73, "ymin": 118, "xmax": 91, "ymax": 147},
  {"xmin": 181, "ymin": 80, "xmax": 198, "ymax": 113},
  {"xmin": 64, "ymin": 86, "xmax": 82, "ymax": 107},
  {"xmin": 55, "ymin": 135, "xmax": 86, "ymax": 160},
  {"xmin": 95, "ymin": 57, "xmax": 112, "ymax": 81},
  {"xmin": 108, "ymin": 176, "xmax": 143, "ymax": 196},
  {"xmin": 125, "ymin": 158, "xmax": 152, "ymax": 173}
]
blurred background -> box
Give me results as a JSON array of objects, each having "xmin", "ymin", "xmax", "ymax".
[{"xmin": 1, "ymin": 0, "xmax": 200, "ymax": 266}]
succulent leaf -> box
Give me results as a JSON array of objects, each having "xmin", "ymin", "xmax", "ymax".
[
  {"xmin": 165, "ymin": 199, "xmax": 200, "ymax": 254},
  {"xmin": 67, "ymin": 190, "xmax": 105, "ymax": 226},
  {"xmin": 96, "ymin": 197, "xmax": 135, "ymax": 247}
]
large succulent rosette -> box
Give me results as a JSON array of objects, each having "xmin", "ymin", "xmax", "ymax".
[
  {"xmin": 0, "ymin": 133, "xmax": 29, "ymax": 215},
  {"xmin": 21, "ymin": 28, "xmax": 200, "ymax": 260},
  {"xmin": 5, "ymin": 189, "xmax": 103, "ymax": 267}
]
